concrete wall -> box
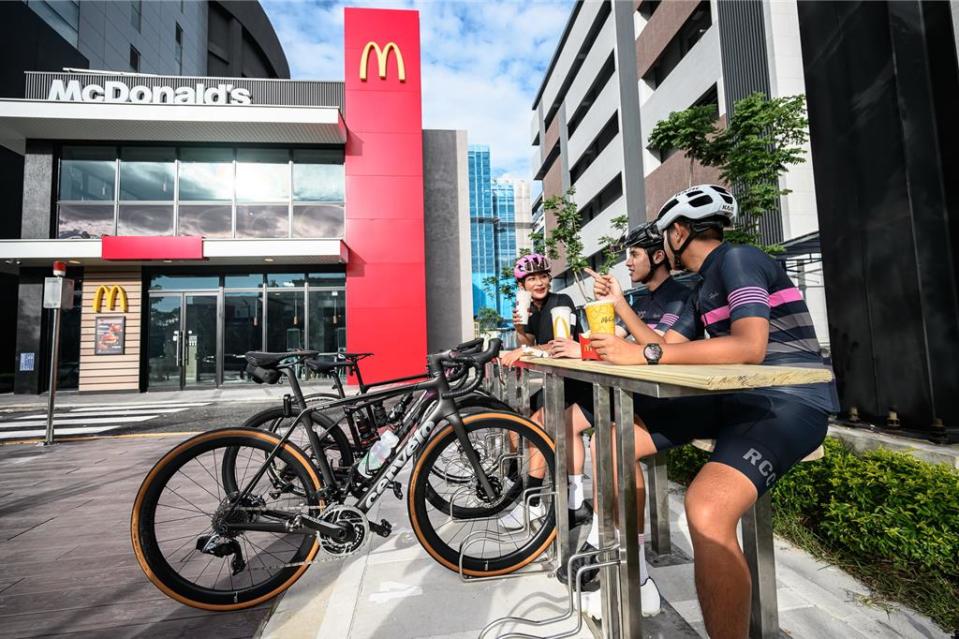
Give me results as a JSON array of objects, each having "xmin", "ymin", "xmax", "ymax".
[
  {"xmin": 20, "ymin": 142, "xmax": 55, "ymax": 240},
  {"xmin": 423, "ymin": 129, "xmax": 472, "ymax": 351}
]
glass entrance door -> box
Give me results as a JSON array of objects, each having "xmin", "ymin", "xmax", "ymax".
[{"xmin": 147, "ymin": 294, "xmax": 218, "ymax": 389}]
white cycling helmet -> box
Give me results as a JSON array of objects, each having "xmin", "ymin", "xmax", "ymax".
[{"xmin": 654, "ymin": 184, "xmax": 737, "ymax": 232}]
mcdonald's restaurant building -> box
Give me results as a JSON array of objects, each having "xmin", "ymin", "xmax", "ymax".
[{"xmin": 0, "ymin": 8, "xmax": 473, "ymax": 395}]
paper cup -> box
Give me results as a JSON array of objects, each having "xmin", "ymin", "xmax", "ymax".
[
  {"xmin": 585, "ymin": 300, "xmax": 616, "ymax": 335},
  {"xmin": 550, "ymin": 306, "xmax": 572, "ymax": 340},
  {"xmin": 515, "ymin": 290, "xmax": 532, "ymax": 324}
]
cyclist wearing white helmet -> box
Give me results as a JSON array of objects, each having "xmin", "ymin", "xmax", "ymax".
[{"xmin": 586, "ymin": 184, "xmax": 837, "ymax": 638}]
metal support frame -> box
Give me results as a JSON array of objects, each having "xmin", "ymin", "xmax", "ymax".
[
  {"xmin": 646, "ymin": 451, "xmax": 671, "ymax": 557},
  {"xmin": 742, "ymin": 492, "xmax": 778, "ymax": 638},
  {"xmin": 544, "ymin": 373, "xmax": 571, "ymax": 567},
  {"xmin": 612, "ymin": 388, "xmax": 642, "ymax": 638},
  {"xmin": 592, "ymin": 382, "xmax": 622, "ymax": 638}
]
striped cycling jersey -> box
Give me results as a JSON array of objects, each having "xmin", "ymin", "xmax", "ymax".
[
  {"xmin": 619, "ymin": 276, "xmax": 699, "ymax": 336},
  {"xmin": 671, "ymin": 242, "xmax": 838, "ymax": 413}
]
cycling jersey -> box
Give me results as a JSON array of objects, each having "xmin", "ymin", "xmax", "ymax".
[
  {"xmin": 670, "ymin": 242, "xmax": 838, "ymax": 413},
  {"xmin": 523, "ymin": 292, "xmax": 580, "ymax": 345},
  {"xmin": 620, "ymin": 276, "xmax": 700, "ymax": 336}
]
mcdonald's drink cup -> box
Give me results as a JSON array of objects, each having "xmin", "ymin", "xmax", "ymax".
[
  {"xmin": 585, "ymin": 300, "xmax": 616, "ymax": 335},
  {"xmin": 550, "ymin": 306, "xmax": 573, "ymax": 340},
  {"xmin": 515, "ymin": 290, "xmax": 532, "ymax": 325}
]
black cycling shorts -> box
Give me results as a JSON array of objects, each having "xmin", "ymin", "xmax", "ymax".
[
  {"xmin": 636, "ymin": 392, "xmax": 828, "ymax": 495},
  {"xmin": 529, "ymin": 379, "xmax": 596, "ymax": 423}
]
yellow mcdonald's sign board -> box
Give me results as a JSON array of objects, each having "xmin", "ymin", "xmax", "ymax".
[
  {"xmin": 359, "ymin": 41, "xmax": 406, "ymax": 82},
  {"xmin": 92, "ymin": 285, "xmax": 128, "ymax": 313}
]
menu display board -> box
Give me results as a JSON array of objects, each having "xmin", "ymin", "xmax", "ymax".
[{"xmin": 94, "ymin": 316, "xmax": 125, "ymax": 355}]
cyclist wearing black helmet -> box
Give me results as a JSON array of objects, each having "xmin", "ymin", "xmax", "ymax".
[{"xmin": 587, "ymin": 184, "xmax": 836, "ymax": 638}]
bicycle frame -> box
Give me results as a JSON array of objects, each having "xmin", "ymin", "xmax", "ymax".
[{"xmin": 225, "ymin": 353, "xmax": 499, "ymax": 532}]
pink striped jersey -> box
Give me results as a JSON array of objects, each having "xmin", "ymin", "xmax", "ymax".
[
  {"xmin": 619, "ymin": 276, "xmax": 700, "ymax": 337},
  {"xmin": 670, "ymin": 242, "xmax": 838, "ymax": 412}
]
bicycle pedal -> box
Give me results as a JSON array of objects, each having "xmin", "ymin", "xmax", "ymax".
[
  {"xmin": 369, "ymin": 519, "xmax": 392, "ymax": 538},
  {"xmin": 390, "ymin": 481, "xmax": 403, "ymax": 500}
]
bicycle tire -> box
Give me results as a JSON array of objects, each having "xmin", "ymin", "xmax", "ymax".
[
  {"xmin": 131, "ymin": 428, "xmax": 322, "ymax": 610},
  {"xmin": 408, "ymin": 412, "xmax": 556, "ymax": 577}
]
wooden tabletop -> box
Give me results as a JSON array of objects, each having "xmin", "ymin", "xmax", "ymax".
[{"xmin": 517, "ymin": 357, "xmax": 833, "ymax": 392}]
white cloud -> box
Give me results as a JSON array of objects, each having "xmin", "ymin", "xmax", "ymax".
[{"xmin": 260, "ymin": 0, "xmax": 573, "ymax": 178}]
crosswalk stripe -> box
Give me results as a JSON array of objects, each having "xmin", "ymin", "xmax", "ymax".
[
  {"xmin": 0, "ymin": 426, "xmax": 116, "ymax": 440},
  {"xmin": 15, "ymin": 409, "xmax": 187, "ymax": 420},
  {"xmin": 68, "ymin": 402, "xmax": 210, "ymax": 412},
  {"xmin": 0, "ymin": 415, "xmax": 157, "ymax": 428}
]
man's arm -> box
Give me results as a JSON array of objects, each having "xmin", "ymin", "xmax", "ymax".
[
  {"xmin": 590, "ymin": 317, "xmax": 769, "ymax": 365},
  {"xmin": 587, "ymin": 267, "xmax": 667, "ymax": 345}
]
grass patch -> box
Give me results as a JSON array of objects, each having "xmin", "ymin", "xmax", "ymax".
[{"xmin": 667, "ymin": 438, "xmax": 959, "ymax": 632}]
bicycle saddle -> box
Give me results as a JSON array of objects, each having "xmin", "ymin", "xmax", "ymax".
[{"xmin": 305, "ymin": 357, "xmax": 350, "ymax": 374}]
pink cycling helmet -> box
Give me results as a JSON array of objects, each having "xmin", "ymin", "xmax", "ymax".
[{"xmin": 514, "ymin": 254, "xmax": 551, "ymax": 280}]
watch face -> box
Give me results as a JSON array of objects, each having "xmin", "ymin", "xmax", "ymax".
[{"xmin": 644, "ymin": 343, "xmax": 662, "ymax": 362}]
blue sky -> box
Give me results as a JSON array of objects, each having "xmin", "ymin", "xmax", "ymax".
[{"xmin": 260, "ymin": 0, "xmax": 574, "ymax": 179}]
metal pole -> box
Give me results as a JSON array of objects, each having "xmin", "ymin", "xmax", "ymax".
[{"xmin": 44, "ymin": 302, "xmax": 62, "ymax": 446}]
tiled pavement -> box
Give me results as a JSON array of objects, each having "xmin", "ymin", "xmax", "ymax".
[
  {"xmin": 0, "ymin": 435, "xmax": 269, "ymax": 639},
  {"xmin": 0, "ymin": 434, "xmax": 951, "ymax": 639}
]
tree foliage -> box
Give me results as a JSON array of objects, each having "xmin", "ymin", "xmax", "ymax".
[
  {"xmin": 543, "ymin": 188, "xmax": 590, "ymax": 300},
  {"xmin": 648, "ymin": 92, "xmax": 809, "ymax": 252},
  {"xmin": 597, "ymin": 215, "xmax": 629, "ymax": 274}
]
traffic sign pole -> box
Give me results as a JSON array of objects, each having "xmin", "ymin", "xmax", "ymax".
[{"xmin": 43, "ymin": 261, "xmax": 69, "ymax": 446}]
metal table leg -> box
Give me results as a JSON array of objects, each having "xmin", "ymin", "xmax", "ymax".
[
  {"xmin": 742, "ymin": 492, "xmax": 779, "ymax": 639},
  {"xmin": 647, "ymin": 451, "xmax": 671, "ymax": 557},
  {"xmin": 518, "ymin": 368, "xmax": 531, "ymax": 416},
  {"xmin": 544, "ymin": 373, "xmax": 570, "ymax": 567},
  {"xmin": 506, "ymin": 368, "xmax": 518, "ymax": 411},
  {"xmin": 613, "ymin": 388, "xmax": 642, "ymax": 638},
  {"xmin": 592, "ymin": 383, "xmax": 621, "ymax": 638}
]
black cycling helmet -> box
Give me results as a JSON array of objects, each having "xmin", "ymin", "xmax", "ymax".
[{"xmin": 624, "ymin": 221, "xmax": 663, "ymax": 250}]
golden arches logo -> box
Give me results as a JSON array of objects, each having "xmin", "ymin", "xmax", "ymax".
[
  {"xmin": 92, "ymin": 285, "xmax": 128, "ymax": 313},
  {"xmin": 359, "ymin": 41, "xmax": 406, "ymax": 82}
]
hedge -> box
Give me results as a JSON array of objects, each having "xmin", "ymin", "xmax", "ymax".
[{"xmin": 666, "ymin": 437, "xmax": 959, "ymax": 632}]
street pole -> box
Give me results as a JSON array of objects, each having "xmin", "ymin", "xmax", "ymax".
[
  {"xmin": 43, "ymin": 261, "xmax": 71, "ymax": 446},
  {"xmin": 45, "ymin": 301, "xmax": 62, "ymax": 446}
]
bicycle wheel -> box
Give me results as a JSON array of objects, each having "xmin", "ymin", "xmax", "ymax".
[
  {"xmin": 131, "ymin": 428, "xmax": 322, "ymax": 610},
  {"xmin": 233, "ymin": 407, "xmax": 354, "ymax": 488},
  {"xmin": 408, "ymin": 412, "xmax": 556, "ymax": 577}
]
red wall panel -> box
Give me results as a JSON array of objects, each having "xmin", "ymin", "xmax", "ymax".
[{"xmin": 344, "ymin": 8, "xmax": 427, "ymax": 383}]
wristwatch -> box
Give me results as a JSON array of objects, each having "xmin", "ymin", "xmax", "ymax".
[{"xmin": 643, "ymin": 343, "xmax": 663, "ymax": 365}]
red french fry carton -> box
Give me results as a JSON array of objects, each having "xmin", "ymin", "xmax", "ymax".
[{"xmin": 579, "ymin": 334, "xmax": 602, "ymax": 360}]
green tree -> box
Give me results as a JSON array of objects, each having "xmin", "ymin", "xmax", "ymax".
[
  {"xmin": 597, "ymin": 214, "xmax": 629, "ymax": 274},
  {"xmin": 529, "ymin": 230, "xmax": 545, "ymax": 255},
  {"xmin": 543, "ymin": 188, "xmax": 590, "ymax": 301},
  {"xmin": 648, "ymin": 92, "xmax": 809, "ymax": 252}
]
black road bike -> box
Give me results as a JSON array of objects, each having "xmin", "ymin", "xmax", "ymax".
[
  {"xmin": 239, "ymin": 339, "xmax": 512, "ymax": 462},
  {"xmin": 131, "ymin": 340, "xmax": 556, "ymax": 611}
]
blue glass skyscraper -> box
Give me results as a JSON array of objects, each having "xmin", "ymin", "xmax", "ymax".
[{"xmin": 468, "ymin": 145, "xmax": 518, "ymax": 318}]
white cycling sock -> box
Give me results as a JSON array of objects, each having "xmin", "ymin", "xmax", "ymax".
[
  {"xmin": 639, "ymin": 533, "xmax": 649, "ymax": 584},
  {"xmin": 568, "ymin": 475, "xmax": 585, "ymax": 509},
  {"xmin": 586, "ymin": 514, "xmax": 599, "ymax": 547}
]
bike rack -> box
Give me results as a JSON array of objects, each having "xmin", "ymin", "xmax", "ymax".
[
  {"xmin": 477, "ymin": 545, "xmax": 621, "ymax": 639},
  {"xmin": 456, "ymin": 486, "xmax": 557, "ymax": 583}
]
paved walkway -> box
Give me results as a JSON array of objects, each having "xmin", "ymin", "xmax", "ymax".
[{"xmin": 0, "ymin": 434, "xmax": 950, "ymax": 639}]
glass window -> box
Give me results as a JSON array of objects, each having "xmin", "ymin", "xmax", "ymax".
[
  {"xmin": 175, "ymin": 24, "xmax": 183, "ymax": 74},
  {"xmin": 223, "ymin": 292, "xmax": 263, "ymax": 383},
  {"xmin": 118, "ymin": 204, "xmax": 174, "ymax": 235},
  {"xmin": 179, "ymin": 148, "xmax": 233, "ymax": 201},
  {"xmin": 150, "ymin": 275, "xmax": 220, "ymax": 290},
  {"xmin": 131, "ymin": 0, "xmax": 141, "ymax": 31},
  {"xmin": 57, "ymin": 203, "xmax": 114, "ymax": 239},
  {"xmin": 129, "ymin": 45, "xmax": 140, "ymax": 72},
  {"xmin": 177, "ymin": 204, "xmax": 232, "ymax": 238},
  {"xmin": 265, "ymin": 273, "xmax": 306, "ymax": 288},
  {"xmin": 308, "ymin": 289, "xmax": 345, "ymax": 353},
  {"xmin": 293, "ymin": 150, "xmax": 344, "ymax": 202},
  {"xmin": 306, "ymin": 272, "xmax": 346, "ymax": 287},
  {"xmin": 292, "ymin": 204, "xmax": 344, "ymax": 238},
  {"xmin": 267, "ymin": 291, "xmax": 305, "ymax": 351},
  {"xmin": 236, "ymin": 204, "xmax": 289, "ymax": 238},
  {"xmin": 120, "ymin": 147, "xmax": 175, "ymax": 201},
  {"xmin": 225, "ymin": 274, "xmax": 264, "ymax": 288},
  {"xmin": 60, "ymin": 146, "xmax": 115, "ymax": 201},
  {"xmin": 236, "ymin": 149, "xmax": 290, "ymax": 202}
]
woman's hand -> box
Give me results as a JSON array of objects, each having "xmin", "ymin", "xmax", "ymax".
[
  {"xmin": 499, "ymin": 347, "xmax": 525, "ymax": 367},
  {"xmin": 547, "ymin": 338, "xmax": 583, "ymax": 359},
  {"xmin": 588, "ymin": 333, "xmax": 646, "ymax": 365}
]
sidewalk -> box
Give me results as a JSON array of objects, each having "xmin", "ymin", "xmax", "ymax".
[{"xmin": 0, "ymin": 435, "xmax": 949, "ymax": 639}]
